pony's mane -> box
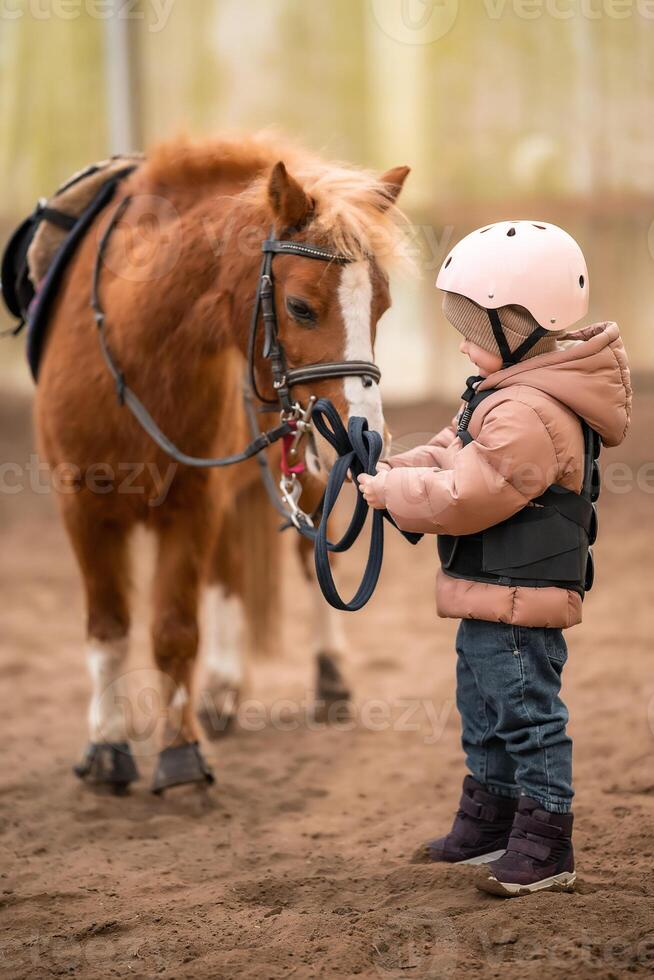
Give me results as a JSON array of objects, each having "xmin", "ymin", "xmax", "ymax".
[{"xmin": 144, "ymin": 134, "xmax": 414, "ymax": 276}]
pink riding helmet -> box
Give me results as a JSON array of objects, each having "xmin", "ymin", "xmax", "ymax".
[{"xmin": 436, "ymin": 220, "xmax": 588, "ymax": 331}]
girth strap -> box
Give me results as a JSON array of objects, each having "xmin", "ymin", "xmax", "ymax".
[{"xmin": 39, "ymin": 206, "xmax": 77, "ymax": 232}]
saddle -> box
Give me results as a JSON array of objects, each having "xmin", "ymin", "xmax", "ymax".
[{"xmin": 1, "ymin": 154, "xmax": 142, "ymax": 379}]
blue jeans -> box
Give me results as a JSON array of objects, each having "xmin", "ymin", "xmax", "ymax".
[{"xmin": 455, "ymin": 619, "xmax": 573, "ymax": 814}]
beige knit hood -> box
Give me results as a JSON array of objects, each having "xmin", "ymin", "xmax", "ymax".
[{"xmin": 443, "ymin": 292, "xmax": 558, "ymax": 359}]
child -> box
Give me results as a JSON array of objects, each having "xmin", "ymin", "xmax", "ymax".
[{"xmin": 358, "ymin": 221, "xmax": 631, "ymax": 897}]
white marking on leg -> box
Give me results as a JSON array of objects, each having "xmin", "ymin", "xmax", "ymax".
[
  {"xmin": 311, "ymin": 577, "xmax": 346, "ymax": 654},
  {"xmin": 87, "ymin": 637, "xmax": 129, "ymax": 743},
  {"xmin": 167, "ymin": 681, "xmax": 189, "ymax": 738},
  {"xmin": 202, "ymin": 585, "xmax": 246, "ymax": 691},
  {"xmin": 338, "ymin": 260, "xmax": 385, "ymax": 437}
]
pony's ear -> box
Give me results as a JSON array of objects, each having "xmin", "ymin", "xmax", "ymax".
[
  {"xmin": 267, "ymin": 161, "xmax": 313, "ymax": 232},
  {"xmin": 378, "ymin": 166, "xmax": 411, "ymax": 208}
]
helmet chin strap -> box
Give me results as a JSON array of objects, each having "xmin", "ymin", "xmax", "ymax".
[{"xmin": 486, "ymin": 308, "xmax": 548, "ymax": 367}]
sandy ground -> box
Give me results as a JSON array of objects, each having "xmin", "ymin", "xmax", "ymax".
[{"xmin": 1, "ymin": 386, "xmax": 653, "ymax": 980}]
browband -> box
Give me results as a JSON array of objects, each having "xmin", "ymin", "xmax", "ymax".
[{"xmin": 262, "ymin": 239, "xmax": 350, "ymax": 264}]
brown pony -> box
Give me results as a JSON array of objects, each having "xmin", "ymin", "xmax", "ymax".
[{"xmin": 35, "ymin": 134, "xmax": 410, "ymax": 792}]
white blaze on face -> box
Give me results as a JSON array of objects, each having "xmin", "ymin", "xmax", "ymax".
[{"xmin": 337, "ymin": 261, "xmax": 385, "ymax": 437}]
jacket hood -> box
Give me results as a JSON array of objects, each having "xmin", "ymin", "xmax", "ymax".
[{"xmin": 479, "ymin": 321, "xmax": 631, "ymax": 447}]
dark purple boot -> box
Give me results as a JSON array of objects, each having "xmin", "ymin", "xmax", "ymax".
[
  {"xmin": 416, "ymin": 776, "xmax": 518, "ymax": 865},
  {"xmin": 477, "ymin": 796, "xmax": 575, "ymax": 896}
]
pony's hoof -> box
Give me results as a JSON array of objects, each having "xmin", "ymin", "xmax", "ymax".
[
  {"xmin": 73, "ymin": 742, "xmax": 140, "ymax": 794},
  {"xmin": 151, "ymin": 742, "xmax": 215, "ymax": 794},
  {"xmin": 314, "ymin": 651, "xmax": 351, "ymax": 722},
  {"xmin": 315, "ymin": 651, "xmax": 351, "ymax": 705}
]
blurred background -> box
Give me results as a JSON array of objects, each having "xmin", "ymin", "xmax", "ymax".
[{"xmin": 1, "ymin": 0, "xmax": 653, "ymax": 398}]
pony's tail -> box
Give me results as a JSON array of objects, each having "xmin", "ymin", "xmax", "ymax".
[{"xmin": 238, "ymin": 475, "xmax": 282, "ymax": 658}]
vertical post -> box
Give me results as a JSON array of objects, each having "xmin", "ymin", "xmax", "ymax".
[
  {"xmin": 104, "ymin": 0, "xmax": 141, "ymax": 154},
  {"xmin": 363, "ymin": 9, "xmax": 435, "ymax": 402}
]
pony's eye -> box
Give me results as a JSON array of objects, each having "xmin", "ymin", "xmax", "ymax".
[{"xmin": 286, "ymin": 297, "xmax": 317, "ymax": 326}]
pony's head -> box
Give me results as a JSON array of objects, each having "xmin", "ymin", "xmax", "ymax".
[{"xmin": 242, "ymin": 152, "xmax": 412, "ymax": 471}]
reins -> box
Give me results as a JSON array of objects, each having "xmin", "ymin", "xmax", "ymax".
[{"xmin": 91, "ymin": 196, "xmax": 294, "ymax": 468}]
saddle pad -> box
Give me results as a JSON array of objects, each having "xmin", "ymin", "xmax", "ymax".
[
  {"xmin": 1, "ymin": 155, "xmax": 141, "ymax": 380},
  {"xmin": 27, "ymin": 154, "xmax": 143, "ymax": 286}
]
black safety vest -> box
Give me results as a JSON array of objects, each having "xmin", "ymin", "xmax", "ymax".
[{"xmin": 437, "ymin": 386, "xmax": 600, "ymax": 597}]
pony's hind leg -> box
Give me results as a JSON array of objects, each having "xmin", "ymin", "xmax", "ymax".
[
  {"xmin": 197, "ymin": 580, "xmax": 247, "ymax": 739},
  {"xmin": 63, "ymin": 503, "xmax": 140, "ymax": 793},
  {"xmin": 198, "ymin": 473, "xmax": 280, "ymax": 739},
  {"xmin": 150, "ymin": 504, "xmax": 214, "ymax": 793},
  {"xmin": 296, "ymin": 529, "xmax": 352, "ymax": 718}
]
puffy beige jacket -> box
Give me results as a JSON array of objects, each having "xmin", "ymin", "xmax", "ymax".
[{"xmin": 380, "ymin": 322, "xmax": 631, "ymax": 628}]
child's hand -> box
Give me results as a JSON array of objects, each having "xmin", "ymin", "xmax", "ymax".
[{"xmin": 357, "ymin": 471, "xmax": 388, "ymax": 509}]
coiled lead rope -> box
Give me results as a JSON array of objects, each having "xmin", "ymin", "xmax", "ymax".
[{"xmin": 299, "ymin": 398, "xmax": 421, "ymax": 612}]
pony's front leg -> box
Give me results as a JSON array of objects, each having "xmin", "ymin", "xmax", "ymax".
[
  {"xmin": 150, "ymin": 507, "xmax": 214, "ymax": 794},
  {"xmin": 62, "ymin": 502, "xmax": 140, "ymax": 794},
  {"xmin": 296, "ymin": 535, "xmax": 352, "ymax": 717}
]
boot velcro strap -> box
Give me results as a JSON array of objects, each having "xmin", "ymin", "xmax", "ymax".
[
  {"xmin": 509, "ymin": 835, "xmax": 550, "ymax": 861},
  {"xmin": 513, "ymin": 812, "xmax": 564, "ymax": 839},
  {"xmin": 459, "ymin": 793, "xmax": 498, "ymax": 822}
]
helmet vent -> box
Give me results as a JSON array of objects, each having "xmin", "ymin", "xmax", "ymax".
[
  {"xmin": 507, "ymin": 227, "xmax": 516, "ymax": 237},
  {"xmin": 579, "ymin": 274, "xmax": 585, "ymax": 288},
  {"xmin": 532, "ymin": 224, "xmax": 546, "ymax": 230},
  {"xmin": 480, "ymin": 227, "xmax": 491, "ymax": 233},
  {"xmin": 444, "ymin": 256, "xmax": 452, "ymax": 268}
]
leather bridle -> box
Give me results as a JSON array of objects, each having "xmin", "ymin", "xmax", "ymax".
[
  {"xmin": 247, "ymin": 230, "xmax": 380, "ymax": 415},
  {"xmin": 91, "ymin": 199, "xmax": 382, "ymax": 527}
]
